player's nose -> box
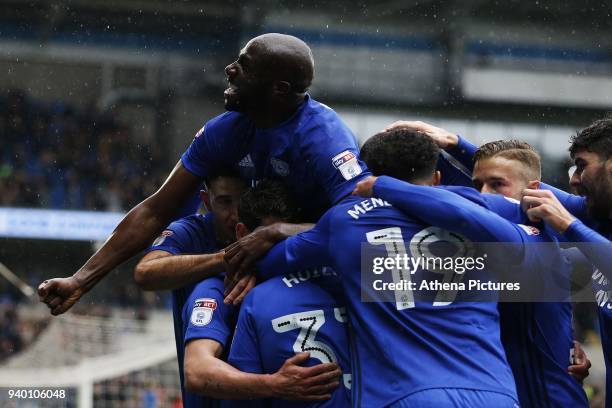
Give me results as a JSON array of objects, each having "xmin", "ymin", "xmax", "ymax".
[
  {"xmin": 569, "ymin": 171, "xmax": 581, "ymax": 189},
  {"xmin": 225, "ymin": 61, "xmax": 237, "ymax": 79}
]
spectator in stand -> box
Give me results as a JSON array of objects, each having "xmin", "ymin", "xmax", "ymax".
[{"xmin": 0, "ymin": 89, "xmax": 169, "ymax": 211}]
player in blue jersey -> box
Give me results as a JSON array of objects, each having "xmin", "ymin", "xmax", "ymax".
[
  {"xmin": 135, "ymin": 171, "xmax": 246, "ymax": 408},
  {"xmin": 384, "ymin": 121, "xmax": 595, "ymax": 406},
  {"xmin": 233, "ymin": 130, "xmax": 519, "ymax": 407},
  {"xmin": 131, "ymin": 172, "xmax": 340, "ymax": 407},
  {"xmin": 518, "ymin": 117, "xmax": 612, "ymax": 408},
  {"xmin": 39, "ymin": 32, "xmax": 369, "ymax": 316},
  {"xmin": 227, "ymin": 180, "xmax": 351, "ymax": 408}
]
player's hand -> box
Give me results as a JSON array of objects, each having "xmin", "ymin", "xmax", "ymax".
[
  {"xmin": 223, "ymin": 225, "xmax": 279, "ymax": 283},
  {"xmin": 267, "ymin": 352, "xmax": 341, "ymax": 401},
  {"xmin": 521, "ymin": 189, "xmax": 576, "ymax": 233},
  {"xmin": 37, "ymin": 276, "xmax": 85, "ymax": 315},
  {"xmin": 568, "ymin": 341, "xmax": 591, "ymax": 383},
  {"xmin": 223, "ymin": 274, "xmax": 256, "ymax": 305},
  {"xmin": 352, "ymin": 176, "xmax": 378, "ymax": 198},
  {"xmin": 383, "ymin": 120, "xmax": 459, "ymax": 149}
]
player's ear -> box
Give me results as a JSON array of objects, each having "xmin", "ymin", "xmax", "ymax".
[
  {"xmin": 200, "ymin": 190, "xmax": 212, "ymax": 212},
  {"xmin": 527, "ymin": 180, "xmax": 540, "ymax": 189},
  {"xmin": 235, "ymin": 222, "xmax": 250, "ymax": 240},
  {"xmin": 432, "ymin": 170, "xmax": 441, "ymax": 186},
  {"xmin": 273, "ymin": 80, "xmax": 291, "ymax": 96}
]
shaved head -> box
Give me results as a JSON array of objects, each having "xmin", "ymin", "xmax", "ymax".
[
  {"xmin": 224, "ymin": 33, "xmax": 314, "ymax": 118},
  {"xmin": 246, "ymin": 33, "xmax": 314, "ymax": 92}
]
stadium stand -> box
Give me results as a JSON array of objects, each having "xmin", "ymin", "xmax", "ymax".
[{"xmin": 0, "ymin": 89, "xmax": 167, "ymax": 211}]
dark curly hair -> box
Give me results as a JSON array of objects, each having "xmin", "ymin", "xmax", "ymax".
[
  {"xmin": 570, "ymin": 115, "xmax": 612, "ymax": 160},
  {"xmin": 238, "ymin": 179, "xmax": 300, "ymax": 231},
  {"xmin": 360, "ymin": 128, "xmax": 440, "ymax": 182}
]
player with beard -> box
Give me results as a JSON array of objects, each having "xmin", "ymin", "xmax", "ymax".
[
  {"xmin": 38, "ymin": 33, "xmax": 368, "ymax": 316},
  {"xmin": 520, "ymin": 118, "xmax": 612, "ymax": 408},
  {"xmin": 384, "ymin": 120, "xmax": 606, "ymax": 407}
]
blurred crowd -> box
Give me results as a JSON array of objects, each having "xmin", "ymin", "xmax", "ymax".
[
  {"xmin": 0, "ymin": 301, "xmax": 46, "ymax": 363},
  {"xmin": 0, "ymin": 89, "xmax": 167, "ymax": 211}
]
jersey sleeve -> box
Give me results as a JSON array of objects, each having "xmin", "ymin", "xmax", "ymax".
[
  {"xmin": 299, "ymin": 116, "xmax": 368, "ymax": 205},
  {"xmin": 257, "ymin": 211, "xmax": 334, "ymax": 281},
  {"xmin": 180, "ymin": 112, "xmax": 252, "ymax": 178},
  {"xmin": 147, "ymin": 218, "xmax": 197, "ymax": 255},
  {"xmin": 372, "ymin": 176, "xmax": 526, "ymax": 255},
  {"xmin": 438, "ymin": 151, "xmax": 474, "ymax": 187},
  {"xmin": 227, "ymin": 292, "xmax": 264, "ymax": 374},
  {"xmin": 183, "ymin": 279, "xmax": 235, "ymax": 348},
  {"xmin": 446, "ymin": 135, "xmax": 478, "ymax": 172},
  {"xmin": 563, "ymin": 219, "xmax": 612, "ymax": 281},
  {"xmin": 540, "ymin": 183, "xmax": 589, "ymax": 222}
]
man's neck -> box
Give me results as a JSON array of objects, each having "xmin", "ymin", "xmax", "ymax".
[{"xmin": 248, "ymin": 95, "xmax": 305, "ymax": 128}]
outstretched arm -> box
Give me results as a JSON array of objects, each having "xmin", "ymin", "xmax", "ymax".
[
  {"xmin": 384, "ymin": 120, "xmax": 478, "ymax": 173},
  {"xmin": 371, "ymin": 176, "xmax": 525, "ymax": 245},
  {"xmin": 134, "ymin": 250, "xmax": 225, "ymax": 291},
  {"xmin": 38, "ymin": 161, "xmax": 202, "ymax": 315},
  {"xmin": 224, "ymin": 218, "xmax": 333, "ymax": 304},
  {"xmin": 223, "ymin": 223, "xmax": 314, "ymax": 287}
]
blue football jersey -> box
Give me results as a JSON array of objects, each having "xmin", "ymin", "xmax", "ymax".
[
  {"xmin": 227, "ymin": 268, "xmax": 351, "ymax": 408},
  {"xmin": 593, "ymin": 268, "xmax": 612, "ymax": 408},
  {"xmin": 544, "ymin": 186, "xmax": 612, "ymax": 408},
  {"xmin": 373, "ymin": 176, "xmax": 588, "ymax": 407},
  {"xmin": 148, "ymin": 213, "xmax": 234, "ymax": 408},
  {"xmin": 181, "ymin": 95, "xmax": 369, "ymax": 218},
  {"xmin": 257, "ymin": 194, "xmax": 518, "ymax": 407}
]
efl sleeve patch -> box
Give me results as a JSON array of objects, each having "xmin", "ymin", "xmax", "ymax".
[
  {"xmin": 190, "ymin": 298, "xmax": 217, "ymax": 326},
  {"xmin": 332, "ymin": 150, "xmax": 363, "ymax": 181}
]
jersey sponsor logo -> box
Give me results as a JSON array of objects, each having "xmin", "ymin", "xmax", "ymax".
[
  {"xmin": 152, "ymin": 230, "xmax": 173, "ymax": 247},
  {"xmin": 517, "ymin": 224, "xmax": 540, "ymax": 236},
  {"xmin": 332, "ymin": 150, "xmax": 362, "ymax": 181},
  {"xmin": 238, "ymin": 154, "xmax": 254, "ymax": 168},
  {"xmin": 270, "ymin": 158, "xmax": 290, "ymax": 177},
  {"xmin": 190, "ymin": 298, "xmax": 217, "ymax": 326}
]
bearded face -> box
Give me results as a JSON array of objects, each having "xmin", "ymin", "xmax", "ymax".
[{"xmin": 570, "ymin": 150, "xmax": 612, "ymax": 222}]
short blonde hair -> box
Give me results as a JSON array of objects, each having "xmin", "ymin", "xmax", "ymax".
[{"xmin": 474, "ymin": 140, "xmax": 541, "ymax": 179}]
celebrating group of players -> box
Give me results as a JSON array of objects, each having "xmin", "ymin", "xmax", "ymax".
[{"xmin": 37, "ymin": 33, "xmax": 612, "ymax": 407}]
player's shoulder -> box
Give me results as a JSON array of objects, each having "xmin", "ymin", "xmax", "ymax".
[
  {"xmin": 188, "ymin": 275, "xmax": 225, "ymax": 304},
  {"xmin": 334, "ymin": 193, "xmax": 397, "ymax": 221},
  {"xmin": 202, "ymin": 111, "xmax": 254, "ymax": 139},
  {"xmin": 297, "ymin": 96, "xmax": 353, "ymax": 137},
  {"xmin": 247, "ymin": 276, "xmax": 287, "ymax": 302},
  {"xmin": 166, "ymin": 213, "xmax": 210, "ymax": 235},
  {"xmin": 242, "ymin": 276, "xmax": 297, "ymax": 315}
]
